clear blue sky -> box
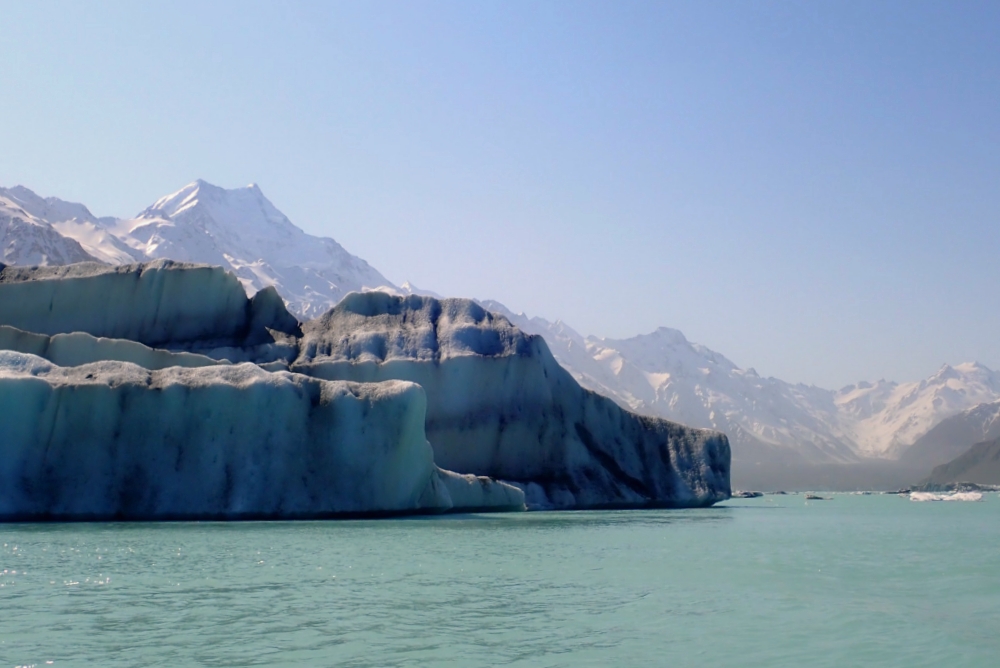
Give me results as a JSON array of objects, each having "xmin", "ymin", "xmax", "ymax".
[{"xmin": 2, "ymin": 0, "xmax": 998, "ymax": 388}]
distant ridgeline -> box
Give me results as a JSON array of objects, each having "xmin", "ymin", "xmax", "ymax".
[
  {"xmin": 920, "ymin": 436, "xmax": 1000, "ymax": 489},
  {"xmin": 0, "ymin": 260, "xmax": 730, "ymax": 520}
]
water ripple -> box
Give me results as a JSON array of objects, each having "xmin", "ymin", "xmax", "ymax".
[{"xmin": 1, "ymin": 498, "xmax": 998, "ymax": 667}]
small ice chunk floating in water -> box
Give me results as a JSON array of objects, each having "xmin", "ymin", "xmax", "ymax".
[{"xmin": 908, "ymin": 492, "xmax": 983, "ymax": 502}]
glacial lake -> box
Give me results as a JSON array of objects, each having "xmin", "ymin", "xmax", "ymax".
[{"xmin": 2, "ymin": 493, "xmax": 998, "ymax": 667}]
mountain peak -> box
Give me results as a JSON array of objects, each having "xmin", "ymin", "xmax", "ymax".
[
  {"xmin": 932, "ymin": 363, "xmax": 962, "ymax": 382},
  {"xmin": 188, "ymin": 178, "xmax": 261, "ymax": 197},
  {"xmin": 141, "ymin": 179, "xmax": 274, "ymax": 221},
  {"xmin": 187, "ymin": 179, "xmax": 263, "ymax": 194},
  {"xmin": 653, "ymin": 326, "xmax": 690, "ymax": 344},
  {"xmin": 5, "ymin": 185, "xmax": 40, "ymax": 200}
]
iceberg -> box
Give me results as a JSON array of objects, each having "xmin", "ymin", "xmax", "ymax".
[
  {"xmin": 291, "ymin": 292, "xmax": 731, "ymax": 509},
  {"xmin": 0, "ymin": 262, "xmax": 730, "ymax": 514},
  {"xmin": 0, "ymin": 260, "xmax": 300, "ymax": 349},
  {"xmin": 0, "ymin": 351, "xmax": 523, "ymax": 520},
  {"xmin": 908, "ymin": 491, "xmax": 983, "ymax": 502}
]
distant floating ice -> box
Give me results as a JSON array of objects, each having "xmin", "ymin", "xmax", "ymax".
[{"xmin": 909, "ymin": 492, "xmax": 983, "ymax": 502}]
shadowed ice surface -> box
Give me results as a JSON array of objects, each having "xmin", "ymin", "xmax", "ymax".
[{"xmin": 1, "ymin": 495, "xmax": 998, "ymax": 667}]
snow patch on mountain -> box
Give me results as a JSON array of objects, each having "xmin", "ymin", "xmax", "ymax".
[{"xmin": 481, "ymin": 301, "xmax": 856, "ymax": 463}]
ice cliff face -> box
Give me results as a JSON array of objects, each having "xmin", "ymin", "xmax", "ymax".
[
  {"xmin": 0, "ymin": 351, "xmax": 523, "ymax": 520},
  {"xmin": 0, "ymin": 260, "xmax": 300, "ymax": 349},
  {"xmin": 291, "ymin": 293, "xmax": 731, "ymax": 509}
]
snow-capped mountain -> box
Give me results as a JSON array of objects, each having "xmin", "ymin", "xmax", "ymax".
[
  {"xmin": 110, "ymin": 180, "xmax": 393, "ymax": 318},
  {"xmin": 481, "ymin": 301, "xmax": 1000, "ymax": 466},
  {"xmin": 1, "ymin": 181, "xmax": 394, "ymax": 319},
  {"xmin": 0, "ymin": 188, "xmax": 99, "ymax": 265},
  {"xmin": 1, "ymin": 185, "xmax": 140, "ymax": 265},
  {"xmin": 481, "ymin": 301, "xmax": 854, "ymax": 464},
  {"xmin": 835, "ymin": 362, "xmax": 1000, "ymax": 457}
]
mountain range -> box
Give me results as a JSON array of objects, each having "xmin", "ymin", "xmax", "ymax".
[
  {"xmin": 4, "ymin": 179, "xmax": 998, "ymax": 484},
  {"xmin": 479, "ymin": 302, "xmax": 1000, "ymax": 470},
  {"xmin": 1, "ymin": 181, "xmax": 391, "ymax": 319}
]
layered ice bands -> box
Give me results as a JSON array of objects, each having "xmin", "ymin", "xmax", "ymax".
[
  {"xmin": 0, "ymin": 324, "xmax": 225, "ymax": 370},
  {"xmin": 0, "ymin": 351, "xmax": 524, "ymax": 520},
  {"xmin": 292, "ymin": 293, "xmax": 731, "ymax": 509},
  {"xmin": 0, "ymin": 260, "xmax": 300, "ymax": 348},
  {"xmin": 0, "ymin": 261, "xmax": 729, "ymax": 514}
]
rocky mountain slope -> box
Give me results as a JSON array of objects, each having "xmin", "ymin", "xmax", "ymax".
[
  {"xmin": 901, "ymin": 400, "xmax": 1000, "ymax": 470},
  {"xmin": 924, "ymin": 436, "xmax": 1000, "ymax": 487}
]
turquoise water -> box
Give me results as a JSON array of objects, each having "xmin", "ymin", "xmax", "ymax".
[{"xmin": 2, "ymin": 493, "xmax": 998, "ymax": 667}]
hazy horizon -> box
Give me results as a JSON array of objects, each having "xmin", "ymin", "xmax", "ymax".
[{"xmin": 2, "ymin": 0, "xmax": 998, "ymax": 388}]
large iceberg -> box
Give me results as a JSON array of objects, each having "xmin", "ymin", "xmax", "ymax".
[
  {"xmin": 0, "ymin": 261, "xmax": 730, "ymax": 514},
  {"xmin": 291, "ymin": 292, "xmax": 731, "ymax": 509},
  {"xmin": 0, "ymin": 351, "xmax": 523, "ymax": 520}
]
